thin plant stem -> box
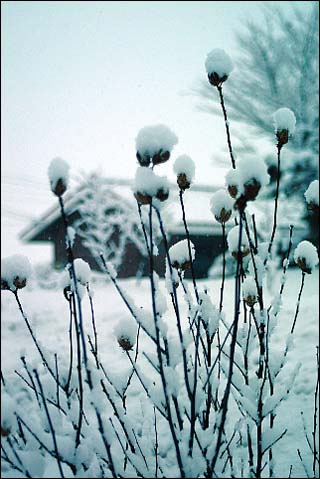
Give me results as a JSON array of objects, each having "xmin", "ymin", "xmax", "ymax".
[
  {"xmin": 290, "ymin": 271, "xmax": 306, "ymax": 334},
  {"xmin": 148, "ymin": 204, "xmax": 186, "ymax": 478},
  {"xmin": 65, "ymin": 295, "xmax": 74, "ymax": 394},
  {"xmin": 34, "ymin": 369, "xmax": 65, "ymax": 478},
  {"xmin": 219, "ymin": 222, "xmax": 227, "ymax": 312},
  {"xmin": 266, "ymin": 144, "xmax": 282, "ymax": 264},
  {"xmin": 209, "ymin": 213, "xmax": 244, "ymax": 475},
  {"xmin": 179, "ymin": 189, "xmax": 199, "ymax": 303},
  {"xmin": 13, "ymin": 290, "xmax": 62, "ymax": 387},
  {"xmin": 217, "ymin": 85, "xmax": 236, "ymax": 169}
]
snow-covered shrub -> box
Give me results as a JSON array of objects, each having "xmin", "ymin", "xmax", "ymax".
[{"xmin": 1, "ymin": 43, "xmax": 319, "ymax": 479}]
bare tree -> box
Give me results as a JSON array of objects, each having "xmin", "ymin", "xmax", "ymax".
[{"xmin": 193, "ymin": 2, "xmax": 319, "ymax": 201}]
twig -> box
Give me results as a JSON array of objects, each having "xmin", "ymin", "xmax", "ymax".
[
  {"xmin": 34, "ymin": 369, "xmax": 65, "ymax": 478},
  {"xmin": 290, "ymin": 271, "xmax": 306, "ymax": 334},
  {"xmin": 179, "ymin": 189, "xmax": 199, "ymax": 303},
  {"xmin": 265, "ymin": 143, "xmax": 282, "ymax": 264},
  {"xmin": 217, "ymin": 85, "xmax": 236, "ymax": 169}
]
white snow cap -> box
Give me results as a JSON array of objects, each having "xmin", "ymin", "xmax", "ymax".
[
  {"xmin": 225, "ymin": 168, "xmax": 239, "ymax": 187},
  {"xmin": 173, "ymin": 155, "xmax": 195, "ymax": 182},
  {"xmin": 304, "ymin": 180, "xmax": 319, "ymax": 206},
  {"xmin": 210, "ymin": 189, "xmax": 234, "ymax": 217},
  {"xmin": 1, "ymin": 254, "xmax": 32, "ymax": 290},
  {"xmin": 237, "ymin": 157, "xmax": 270, "ymax": 189},
  {"xmin": 133, "ymin": 166, "xmax": 169, "ymax": 196},
  {"xmin": 294, "ymin": 240, "xmax": 318, "ymax": 273},
  {"xmin": 242, "ymin": 277, "xmax": 257, "ymax": 299},
  {"xmin": 227, "ymin": 225, "xmax": 249, "ymax": 254},
  {"xmin": 48, "ymin": 157, "xmax": 70, "ymax": 194},
  {"xmin": 114, "ymin": 317, "xmax": 137, "ymax": 350},
  {"xmin": 273, "ymin": 108, "xmax": 296, "ymax": 134},
  {"xmin": 135, "ymin": 124, "xmax": 178, "ymax": 157},
  {"xmin": 73, "ymin": 258, "xmax": 91, "ymax": 285},
  {"xmin": 169, "ymin": 239, "xmax": 195, "ymax": 266},
  {"xmin": 205, "ymin": 48, "xmax": 234, "ymax": 77}
]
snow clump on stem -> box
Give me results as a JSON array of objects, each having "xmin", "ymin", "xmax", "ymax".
[
  {"xmin": 294, "ymin": 240, "xmax": 318, "ymax": 274},
  {"xmin": 133, "ymin": 166, "xmax": 170, "ymax": 205},
  {"xmin": 135, "ymin": 124, "xmax": 178, "ymax": 167},
  {"xmin": 205, "ymin": 48, "xmax": 234, "ymax": 86},
  {"xmin": 273, "ymin": 108, "xmax": 296, "ymax": 147},
  {"xmin": 242, "ymin": 277, "xmax": 258, "ymax": 307},
  {"xmin": 48, "ymin": 157, "xmax": 70, "ymax": 197},
  {"xmin": 235, "ymin": 157, "xmax": 270, "ymax": 210},
  {"xmin": 73, "ymin": 258, "xmax": 91, "ymax": 286},
  {"xmin": 173, "ymin": 155, "xmax": 195, "ymax": 190},
  {"xmin": 114, "ymin": 317, "xmax": 137, "ymax": 351},
  {"xmin": 169, "ymin": 239, "xmax": 195, "ymax": 271},
  {"xmin": 227, "ymin": 225, "xmax": 250, "ymax": 260},
  {"xmin": 1, "ymin": 254, "xmax": 32, "ymax": 291},
  {"xmin": 210, "ymin": 189, "xmax": 234, "ymax": 223},
  {"xmin": 304, "ymin": 180, "xmax": 319, "ymax": 212}
]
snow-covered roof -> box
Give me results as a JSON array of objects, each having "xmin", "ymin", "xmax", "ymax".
[{"xmin": 19, "ymin": 176, "xmax": 307, "ymax": 242}]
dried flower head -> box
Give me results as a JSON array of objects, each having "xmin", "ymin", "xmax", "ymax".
[
  {"xmin": 242, "ymin": 277, "xmax": 257, "ymax": 307},
  {"xmin": 133, "ymin": 167, "xmax": 170, "ymax": 205},
  {"xmin": 114, "ymin": 318, "xmax": 137, "ymax": 352},
  {"xmin": 173, "ymin": 155, "xmax": 195, "ymax": 191},
  {"xmin": 210, "ymin": 189, "xmax": 234, "ymax": 224},
  {"xmin": 117, "ymin": 336, "xmax": 134, "ymax": 351},
  {"xmin": 273, "ymin": 108, "xmax": 296, "ymax": 147},
  {"xmin": 169, "ymin": 239, "xmax": 195, "ymax": 271},
  {"xmin": 48, "ymin": 157, "xmax": 70, "ymax": 197},
  {"xmin": 294, "ymin": 240, "xmax": 319, "ymax": 274},
  {"xmin": 1, "ymin": 255, "xmax": 32, "ymax": 291},
  {"xmin": 227, "ymin": 226, "xmax": 250, "ymax": 260},
  {"xmin": 304, "ymin": 180, "xmax": 319, "ymax": 214},
  {"xmin": 135, "ymin": 125, "xmax": 178, "ymax": 167},
  {"xmin": 205, "ymin": 49, "xmax": 234, "ymax": 87}
]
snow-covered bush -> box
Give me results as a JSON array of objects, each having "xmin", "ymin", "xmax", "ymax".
[{"xmin": 1, "ymin": 44, "xmax": 319, "ymax": 479}]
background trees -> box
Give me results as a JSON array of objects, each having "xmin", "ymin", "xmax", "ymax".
[{"xmin": 193, "ymin": 2, "xmax": 319, "ymax": 244}]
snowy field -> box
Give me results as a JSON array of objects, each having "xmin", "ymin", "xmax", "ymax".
[{"xmin": 1, "ymin": 266, "xmax": 318, "ymax": 478}]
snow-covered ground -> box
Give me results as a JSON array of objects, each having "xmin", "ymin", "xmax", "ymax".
[{"xmin": 1, "ymin": 267, "xmax": 319, "ymax": 478}]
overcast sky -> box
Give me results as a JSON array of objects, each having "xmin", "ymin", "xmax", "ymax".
[{"xmin": 1, "ymin": 1, "xmax": 311, "ymax": 264}]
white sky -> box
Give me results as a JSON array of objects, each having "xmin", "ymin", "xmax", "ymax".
[{"xmin": 1, "ymin": 1, "xmax": 310, "ymax": 264}]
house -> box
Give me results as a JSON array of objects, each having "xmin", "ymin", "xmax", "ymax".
[{"xmin": 19, "ymin": 176, "xmax": 307, "ymax": 278}]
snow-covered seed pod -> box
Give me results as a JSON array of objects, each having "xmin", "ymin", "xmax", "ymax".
[
  {"xmin": 117, "ymin": 336, "xmax": 134, "ymax": 351},
  {"xmin": 210, "ymin": 189, "xmax": 234, "ymax": 224},
  {"xmin": 242, "ymin": 277, "xmax": 257, "ymax": 307},
  {"xmin": 169, "ymin": 239, "xmax": 195, "ymax": 271},
  {"xmin": 134, "ymin": 191, "xmax": 153, "ymax": 205},
  {"xmin": 273, "ymin": 108, "xmax": 296, "ymax": 147},
  {"xmin": 243, "ymin": 178, "xmax": 261, "ymax": 201},
  {"xmin": 225, "ymin": 169, "xmax": 239, "ymax": 199},
  {"xmin": 173, "ymin": 155, "xmax": 195, "ymax": 191},
  {"xmin": 1, "ymin": 255, "xmax": 32, "ymax": 291},
  {"xmin": 294, "ymin": 240, "xmax": 319, "ymax": 274},
  {"xmin": 304, "ymin": 180, "xmax": 319, "ymax": 214},
  {"xmin": 48, "ymin": 157, "xmax": 70, "ymax": 197},
  {"xmin": 135, "ymin": 124, "xmax": 178, "ymax": 167},
  {"xmin": 114, "ymin": 318, "xmax": 136, "ymax": 352},
  {"xmin": 205, "ymin": 48, "xmax": 234, "ymax": 87},
  {"xmin": 133, "ymin": 166, "xmax": 170, "ymax": 205},
  {"xmin": 233, "ymin": 158, "xmax": 269, "ymax": 211},
  {"xmin": 227, "ymin": 226, "xmax": 250, "ymax": 260}
]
